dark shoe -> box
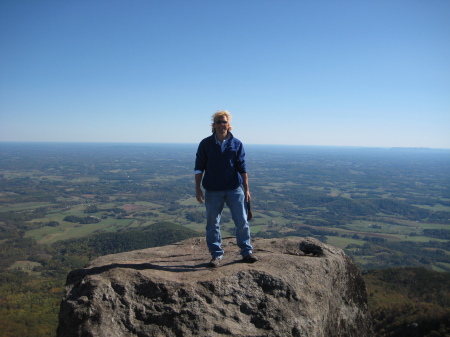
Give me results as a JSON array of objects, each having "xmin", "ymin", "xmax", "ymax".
[
  {"xmin": 209, "ymin": 257, "xmax": 221, "ymax": 268},
  {"xmin": 243, "ymin": 254, "xmax": 259, "ymax": 263}
]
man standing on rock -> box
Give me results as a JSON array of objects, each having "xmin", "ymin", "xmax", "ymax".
[{"xmin": 195, "ymin": 110, "xmax": 258, "ymax": 268}]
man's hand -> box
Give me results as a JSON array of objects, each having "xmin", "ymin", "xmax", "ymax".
[
  {"xmin": 196, "ymin": 189, "xmax": 204, "ymax": 203},
  {"xmin": 195, "ymin": 172, "xmax": 204, "ymax": 203},
  {"xmin": 241, "ymin": 172, "xmax": 251, "ymax": 203},
  {"xmin": 244, "ymin": 190, "xmax": 251, "ymax": 203}
]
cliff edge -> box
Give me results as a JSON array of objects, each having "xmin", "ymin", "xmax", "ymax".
[{"xmin": 57, "ymin": 237, "xmax": 373, "ymax": 337}]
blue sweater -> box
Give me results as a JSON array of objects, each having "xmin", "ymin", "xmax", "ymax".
[{"xmin": 195, "ymin": 133, "xmax": 247, "ymax": 191}]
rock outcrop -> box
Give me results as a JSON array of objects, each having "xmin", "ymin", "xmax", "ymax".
[{"xmin": 57, "ymin": 237, "xmax": 373, "ymax": 337}]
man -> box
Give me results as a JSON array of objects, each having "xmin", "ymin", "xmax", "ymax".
[{"xmin": 195, "ymin": 110, "xmax": 258, "ymax": 268}]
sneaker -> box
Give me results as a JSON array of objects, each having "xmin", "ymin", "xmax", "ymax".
[
  {"xmin": 209, "ymin": 257, "xmax": 221, "ymax": 268},
  {"xmin": 242, "ymin": 254, "xmax": 259, "ymax": 263}
]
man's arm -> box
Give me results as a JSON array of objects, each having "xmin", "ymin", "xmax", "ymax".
[
  {"xmin": 241, "ymin": 172, "xmax": 251, "ymax": 202},
  {"xmin": 195, "ymin": 172, "xmax": 204, "ymax": 203}
]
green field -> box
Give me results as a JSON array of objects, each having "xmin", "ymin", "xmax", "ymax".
[{"xmin": 9, "ymin": 195, "xmax": 449, "ymax": 254}]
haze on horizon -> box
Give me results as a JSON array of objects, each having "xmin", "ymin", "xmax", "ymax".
[{"xmin": 0, "ymin": 1, "xmax": 449, "ymax": 149}]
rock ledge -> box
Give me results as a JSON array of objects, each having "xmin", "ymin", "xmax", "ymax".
[{"xmin": 57, "ymin": 237, "xmax": 373, "ymax": 337}]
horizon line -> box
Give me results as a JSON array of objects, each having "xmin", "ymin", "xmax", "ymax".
[{"xmin": 1, "ymin": 140, "xmax": 449, "ymax": 151}]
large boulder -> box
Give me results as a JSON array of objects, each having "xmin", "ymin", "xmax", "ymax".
[{"xmin": 57, "ymin": 237, "xmax": 373, "ymax": 337}]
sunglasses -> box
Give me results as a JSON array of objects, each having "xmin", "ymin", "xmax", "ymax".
[{"xmin": 215, "ymin": 120, "xmax": 228, "ymax": 124}]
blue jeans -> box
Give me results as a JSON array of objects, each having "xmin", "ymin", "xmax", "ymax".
[{"xmin": 205, "ymin": 186, "xmax": 253, "ymax": 258}]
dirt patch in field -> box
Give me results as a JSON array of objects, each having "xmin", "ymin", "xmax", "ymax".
[
  {"xmin": 294, "ymin": 224, "xmax": 401, "ymax": 240},
  {"xmin": 122, "ymin": 204, "xmax": 147, "ymax": 212}
]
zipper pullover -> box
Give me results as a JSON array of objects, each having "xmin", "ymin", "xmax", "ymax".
[{"xmin": 195, "ymin": 132, "xmax": 247, "ymax": 191}]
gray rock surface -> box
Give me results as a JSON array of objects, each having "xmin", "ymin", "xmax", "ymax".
[{"xmin": 57, "ymin": 237, "xmax": 373, "ymax": 337}]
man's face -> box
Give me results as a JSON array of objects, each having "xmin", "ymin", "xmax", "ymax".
[{"xmin": 214, "ymin": 117, "xmax": 229, "ymax": 134}]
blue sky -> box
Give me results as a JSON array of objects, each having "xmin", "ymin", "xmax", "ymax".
[{"xmin": 1, "ymin": 1, "xmax": 449, "ymax": 148}]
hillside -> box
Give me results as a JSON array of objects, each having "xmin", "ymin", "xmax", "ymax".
[
  {"xmin": 0, "ymin": 222, "xmax": 200, "ymax": 337},
  {"xmin": 364, "ymin": 267, "xmax": 450, "ymax": 336}
]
